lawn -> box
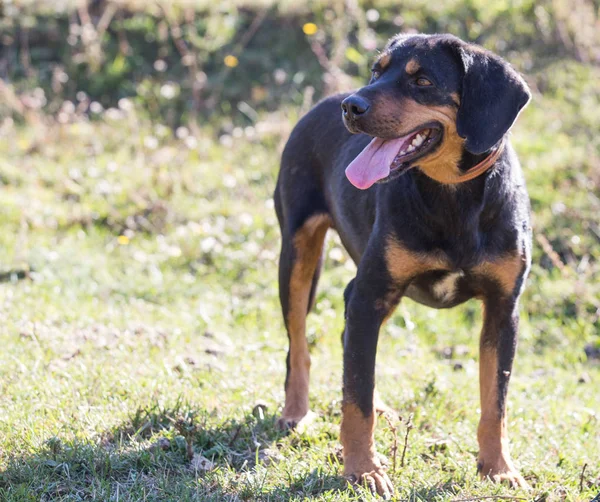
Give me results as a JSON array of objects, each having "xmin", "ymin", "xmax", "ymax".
[{"xmin": 0, "ymin": 1, "xmax": 599, "ymax": 501}]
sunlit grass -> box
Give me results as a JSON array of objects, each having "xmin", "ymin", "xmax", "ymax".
[{"xmin": 0, "ymin": 82, "xmax": 599, "ymax": 500}]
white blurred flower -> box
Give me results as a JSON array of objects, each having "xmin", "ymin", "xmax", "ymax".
[
  {"xmin": 154, "ymin": 124, "xmax": 169, "ymax": 138},
  {"xmin": 201, "ymin": 237, "xmax": 217, "ymax": 253},
  {"xmin": 182, "ymin": 54, "xmax": 195, "ymax": 66},
  {"xmin": 239, "ymin": 213, "xmax": 253, "ymax": 227},
  {"xmin": 366, "ymin": 9, "xmax": 380, "ymax": 22},
  {"xmin": 176, "ymin": 126, "xmax": 189, "ymax": 139},
  {"xmin": 62, "ymin": 100, "xmax": 75, "ymax": 114},
  {"xmin": 104, "ymin": 108, "xmax": 123, "ymax": 121},
  {"xmin": 328, "ymin": 247, "xmax": 345, "ymax": 262},
  {"xmin": 160, "ymin": 82, "xmax": 179, "ymax": 100},
  {"xmin": 144, "ymin": 136, "xmax": 159, "ymax": 150},
  {"xmin": 184, "ymin": 136, "xmax": 198, "ymax": 149},
  {"xmin": 167, "ymin": 245, "xmax": 182, "ymax": 257},
  {"xmin": 219, "ymin": 135, "xmax": 233, "ymax": 148},
  {"xmin": 154, "ymin": 59, "xmax": 167, "ymax": 72},
  {"xmin": 223, "ymin": 175, "xmax": 236, "ymax": 188},
  {"xmin": 118, "ymin": 98, "xmax": 134, "ymax": 112},
  {"xmin": 245, "ymin": 241, "xmax": 259, "ymax": 255},
  {"xmin": 273, "ymin": 68, "xmax": 287, "ymax": 85},
  {"xmin": 90, "ymin": 101, "xmax": 104, "ymax": 114},
  {"xmin": 96, "ymin": 179, "xmax": 113, "ymax": 195}
]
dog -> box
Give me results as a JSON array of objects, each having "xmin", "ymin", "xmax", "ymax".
[{"xmin": 274, "ymin": 33, "xmax": 531, "ymax": 498}]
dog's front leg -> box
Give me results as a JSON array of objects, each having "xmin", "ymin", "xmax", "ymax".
[
  {"xmin": 340, "ymin": 265, "xmax": 401, "ymax": 499},
  {"xmin": 477, "ymin": 296, "xmax": 529, "ymax": 489}
]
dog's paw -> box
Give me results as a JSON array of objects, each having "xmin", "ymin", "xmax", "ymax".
[
  {"xmin": 346, "ymin": 466, "xmax": 394, "ymax": 499},
  {"xmin": 276, "ymin": 410, "xmax": 316, "ymax": 432},
  {"xmin": 478, "ymin": 458, "xmax": 530, "ymax": 489}
]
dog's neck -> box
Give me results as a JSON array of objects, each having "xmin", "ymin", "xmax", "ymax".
[
  {"xmin": 458, "ymin": 142, "xmax": 504, "ymax": 175},
  {"xmin": 406, "ymin": 148, "xmax": 514, "ymax": 267},
  {"xmin": 415, "ymin": 138, "xmax": 506, "ymax": 189},
  {"xmin": 409, "ymin": 143, "xmax": 512, "ymax": 215}
]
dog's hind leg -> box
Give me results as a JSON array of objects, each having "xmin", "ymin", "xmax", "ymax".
[{"xmin": 275, "ymin": 207, "xmax": 330, "ymax": 430}]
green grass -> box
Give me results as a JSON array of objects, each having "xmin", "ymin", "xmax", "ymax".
[
  {"xmin": 0, "ymin": 87, "xmax": 599, "ymax": 501},
  {"xmin": 1, "ymin": 2, "xmax": 600, "ymax": 499}
]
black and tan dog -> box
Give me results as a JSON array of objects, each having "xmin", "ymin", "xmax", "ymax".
[{"xmin": 274, "ymin": 33, "xmax": 531, "ymax": 497}]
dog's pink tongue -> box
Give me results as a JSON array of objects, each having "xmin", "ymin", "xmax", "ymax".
[{"xmin": 345, "ymin": 137, "xmax": 403, "ymax": 190}]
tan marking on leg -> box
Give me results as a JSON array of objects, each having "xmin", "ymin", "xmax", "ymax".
[
  {"xmin": 405, "ymin": 58, "xmax": 420, "ymax": 75},
  {"xmin": 341, "ymin": 403, "xmax": 376, "ymax": 470},
  {"xmin": 478, "ymin": 339, "xmax": 528, "ymax": 487},
  {"xmin": 278, "ymin": 214, "xmax": 330, "ymax": 429},
  {"xmin": 341, "ymin": 403, "xmax": 394, "ymax": 497},
  {"xmin": 474, "ymin": 253, "xmax": 526, "ymax": 295}
]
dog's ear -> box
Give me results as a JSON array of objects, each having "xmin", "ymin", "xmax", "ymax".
[{"xmin": 456, "ymin": 46, "xmax": 531, "ymax": 154}]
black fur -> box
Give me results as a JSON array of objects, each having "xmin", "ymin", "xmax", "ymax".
[
  {"xmin": 455, "ymin": 45, "xmax": 531, "ymax": 154},
  {"xmin": 274, "ymin": 33, "xmax": 532, "ymax": 466}
]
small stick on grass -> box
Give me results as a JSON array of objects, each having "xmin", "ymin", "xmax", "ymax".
[
  {"xmin": 536, "ymin": 233, "xmax": 566, "ymax": 273},
  {"xmin": 382, "ymin": 413, "xmax": 398, "ymax": 474},
  {"xmin": 451, "ymin": 496, "xmax": 528, "ymax": 501},
  {"xmin": 580, "ymin": 462, "xmax": 588, "ymax": 493},
  {"xmin": 228, "ymin": 424, "xmax": 242, "ymax": 447},
  {"xmin": 400, "ymin": 413, "xmax": 413, "ymax": 468}
]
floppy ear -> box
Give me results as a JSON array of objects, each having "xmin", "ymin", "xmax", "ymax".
[{"xmin": 456, "ymin": 47, "xmax": 531, "ymax": 154}]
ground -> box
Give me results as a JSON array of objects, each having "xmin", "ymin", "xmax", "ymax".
[
  {"xmin": 0, "ymin": 2, "xmax": 599, "ymax": 500},
  {"xmin": 0, "ymin": 88, "xmax": 599, "ymax": 501}
]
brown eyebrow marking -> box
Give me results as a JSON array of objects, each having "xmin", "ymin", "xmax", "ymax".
[
  {"xmin": 405, "ymin": 58, "xmax": 420, "ymax": 75},
  {"xmin": 378, "ymin": 53, "xmax": 391, "ymax": 70}
]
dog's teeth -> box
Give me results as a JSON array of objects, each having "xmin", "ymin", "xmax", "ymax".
[
  {"xmin": 407, "ymin": 144, "xmax": 415, "ymax": 152},
  {"xmin": 413, "ymin": 134, "xmax": 424, "ymax": 147}
]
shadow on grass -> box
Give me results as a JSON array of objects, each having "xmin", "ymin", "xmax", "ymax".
[{"xmin": 0, "ymin": 400, "xmax": 352, "ymax": 501}]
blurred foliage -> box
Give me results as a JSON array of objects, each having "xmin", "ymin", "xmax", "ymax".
[
  {"xmin": 0, "ymin": 1, "xmax": 599, "ymax": 499},
  {"xmin": 1, "ymin": 0, "xmax": 599, "ymax": 127},
  {"xmin": 0, "ymin": 0, "xmax": 599, "ymax": 344},
  {"xmin": 0, "ymin": 0, "xmax": 598, "ymax": 339}
]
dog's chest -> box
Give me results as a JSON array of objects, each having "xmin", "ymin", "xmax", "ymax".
[
  {"xmin": 405, "ymin": 267, "xmax": 477, "ymax": 309},
  {"xmin": 430, "ymin": 270, "xmax": 464, "ymax": 302}
]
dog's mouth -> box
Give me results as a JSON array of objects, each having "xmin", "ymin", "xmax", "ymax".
[
  {"xmin": 390, "ymin": 126, "xmax": 442, "ymax": 172},
  {"xmin": 345, "ymin": 124, "xmax": 442, "ymax": 190}
]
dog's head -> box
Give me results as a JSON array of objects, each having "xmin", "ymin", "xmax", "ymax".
[{"xmin": 342, "ymin": 34, "xmax": 531, "ymax": 188}]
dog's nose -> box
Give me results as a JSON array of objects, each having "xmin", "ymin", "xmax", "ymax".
[{"xmin": 341, "ymin": 95, "xmax": 370, "ymax": 120}]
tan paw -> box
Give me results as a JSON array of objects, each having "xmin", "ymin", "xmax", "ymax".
[
  {"xmin": 346, "ymin": 466, "xmax": 394, "ymax": 499},
  {"xmin": 478, "ymin": 458, "xmax": 530, "ymax": 489},
  {"xmin": 276, "ymin": 410, "xmax": 317, "ymax": 432}
]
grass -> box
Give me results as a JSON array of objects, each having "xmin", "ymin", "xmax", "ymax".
[
  {"xmin": 0, "ymin": 3, "xmax": 600, "ymax": 500},
  {"xmin": 0, "ymin": 89, "xmax": 599, "ymax": 501}
]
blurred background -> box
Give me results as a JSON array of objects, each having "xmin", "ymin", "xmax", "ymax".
[{"xmin": 0, "ymin": 1, "xmax": 599, "ymax": 500}]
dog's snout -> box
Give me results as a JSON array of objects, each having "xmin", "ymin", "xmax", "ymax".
[{"xmin": 341, "ymin": 95, "xmax": 370, "ymax": 120}]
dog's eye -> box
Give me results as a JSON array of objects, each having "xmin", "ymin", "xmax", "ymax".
[
  {"xmin": 370, "ymin": 69, "xmax": 381, "ymax": 82},
  {"xmin": 416, "ymin": 77, "xmax": 433, "ymax": 87}
]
